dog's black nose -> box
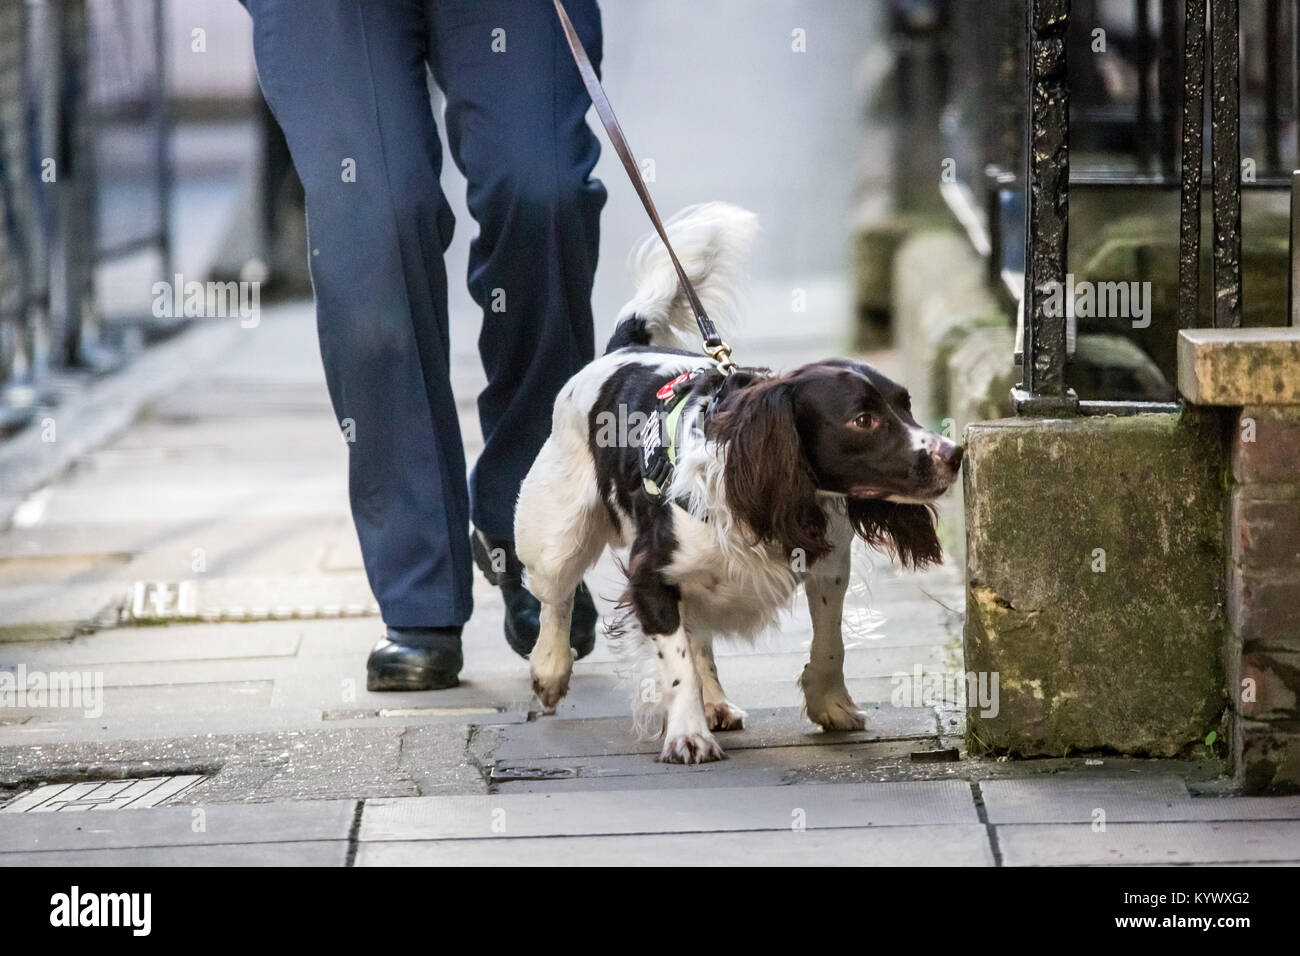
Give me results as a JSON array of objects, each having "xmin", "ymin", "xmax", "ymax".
[{"xmin": 935, "ymin": 441, "xmax": 963, "ymax": 470}]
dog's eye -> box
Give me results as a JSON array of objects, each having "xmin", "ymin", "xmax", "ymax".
[{"xmin": 851, "ymin": 413, "xmax": 878, "ymax": 430}]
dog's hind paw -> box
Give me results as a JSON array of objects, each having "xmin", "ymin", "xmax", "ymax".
[
  {"xmin": 659, "ymin": 730, "xmax": 725, "ymax": 764},
  {"xmin": 532, "ymin": 679, "xmax": 570, "ymax": 711},
  {"xmin": 530, "ymin": 657, "xmax": 574, "ymax": 710},
  {"xmin": 704, "ymin": 700, "xmax": 747, "ymax": 731}
]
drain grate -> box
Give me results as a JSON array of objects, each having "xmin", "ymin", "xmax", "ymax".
[
  {"xmin": 127, "ymin": 577, "xmax": 380, "ymax": 624},
  {"xmin": 0, "ymin": 774, "xmax": 204, "ymax": 812},
  {"xmin": 321, "ymin": 705, "xmax": 503, "ymax": 720}
]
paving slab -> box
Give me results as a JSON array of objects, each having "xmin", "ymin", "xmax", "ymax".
[
  {"xmin": 532, "ymin": 671, "xmax": 945, "ymax": 720},
  {"xmin": 0, "ymin": 625, "xmax": 302, "ymax": 666},
  {"xmin": 355, "ymin": 824, "xmax": 994, "ymax": 866},
  {"xmin": 493, "ymin": 768, "xmax": 793, "ymax": 793},
  {"xmin": 493, "ymin": 705, "xmax": 939, "ymax": 761},
  {"xmin": 0, "ymin": 724, "xmax": 487, "ymax": 803},
  {"xmin": 0, "ymin": 840, "xmax": 349, "ymax": 866},
  {"xmin": 981, "ymin": 775, "xmax": 1189, "ymax": 823},
  {"xmin": 360, "ymin": 781, "xmax": 978, "ymax": 842},
  {"xmin": 997, "ymin": 820, "xmax": 1300, "ymax": 865},
  {"xmin": 492, "ymin": 737, "xmax": 926, "ymax": 789},
  {"xmin": 0, "ymin": 317, "xmax": 245, "ymax": 528},
  {"xmin": 0, "ymin": 516, "xmax": 349, "ymax": 578},
  {"xmin": 563, "ymin": 644, "xmax": 954, "ymax": 689},
  {"xmin": 0, "ymin": 583, "xmax": 125, "ymax": 641},
  {"xmin": 0, "ymin": 613, "xmax": 539, "ymax": 745},
  {"xmin": 981, "ymin": 775, "xmax": 1300, "ymax": 824},
  {"xmin": 0, "ymin": 798, "xmax": 355, "ymax": 852},
  {"xmin": 0, "ymin": 680, "xmax": 275, "ymax": 726}
]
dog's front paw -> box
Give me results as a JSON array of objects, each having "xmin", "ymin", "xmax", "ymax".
[
  {"xmin": 530, "ymin": 646, "xmax": 575, "ymax": 710},
  {"xmin": 660, "ymin": 730, "xmax": 725, "ymax": 764},
  {"xmin": 801, "ymin": 667, "xmax": 868, "ymax": 732},
  {"xmin": 704, "ymin": 699, "xmax": 747, "ymax": 731},
  {"xmin": 806, "ymin": 693, "xmax": 868, "ymax": 732},
  {"xmin": 809, "ymin": 699, "xmax": 867, "ymax": 732}
]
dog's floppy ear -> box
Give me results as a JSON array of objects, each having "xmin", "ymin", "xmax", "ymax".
[
  {"xmin": 846, "ymin": 499, "xmax": 943, "ymax": 570},
  {"xmin": 710, "ymin": 379, "xmax": 831, "ymax": 562}
]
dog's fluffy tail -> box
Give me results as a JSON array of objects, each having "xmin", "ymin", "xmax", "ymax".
[{"xmin": 606, "ymin": 202, "xmax": 758, "ymax": 354}]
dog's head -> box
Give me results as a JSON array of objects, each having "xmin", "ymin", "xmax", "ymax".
[{"xmin": 708, "ymin": 360, "xmax": 962, "ymax": 568}]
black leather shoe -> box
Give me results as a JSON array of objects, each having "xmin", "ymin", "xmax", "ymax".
[
  {"xmin": 366, "ymin": 627, "xmax": 462, "ymax": 691},
  {"xmin": 471, "ymin": 530, "xmax": 597, "ymax": 660},
  {"xmin": 569, "ymin": 582, "xmax": 597, "ymax": 660}
]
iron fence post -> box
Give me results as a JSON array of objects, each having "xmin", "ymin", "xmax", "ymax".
[
  {"xmin": 1178, "ymin": 0, "xmax": 1207, "ymax": 328},
  {"xmin": 154, "ymin": 0, "xmax": 172, "ymax": 284},
  {"xmin": 1290, "ymin": 170, "xmax": 1300, "ymax": 327},
  {"xmin": 1014, "ymin": 0, "xmax": 1078, "ymax": 414},
  {"xmin": 1158, "ymin": 0, "xmax": 1181, "ymax": 178},
  {"xmin": 1210, "ymin": 0, "xmax": 1242, "ymax": 328}
]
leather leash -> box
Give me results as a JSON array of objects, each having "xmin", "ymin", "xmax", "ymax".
[{"xmin": 552, "ymin": 0, "xmax": 736, "ymax": 375}]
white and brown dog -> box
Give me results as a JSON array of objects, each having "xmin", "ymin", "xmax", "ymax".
[{"xmin": 515, "ymin": 203, "xmax": 962, "ymax": 763}]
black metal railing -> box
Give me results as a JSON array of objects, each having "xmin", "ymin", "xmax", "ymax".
[
  {"xmin": 0, "ymin": 0, "xmax": 171, "ymax": 433},
  {"xmin": 1016, "ymin": 0, "xmax": 1075, "ymax": 414},
  {"xmin": 935, "ymin": 0, "xmax": 1296, "ymax": 416}
]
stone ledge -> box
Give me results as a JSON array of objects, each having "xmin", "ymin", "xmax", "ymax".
[{"xmin": 1178, "ymin": 327, "xmax": 1300, "ymax": 406}]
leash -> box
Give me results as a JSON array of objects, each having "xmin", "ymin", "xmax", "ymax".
[{"xmin": 552, "ymin": 0, "xmax": 736, "ymax": 375}]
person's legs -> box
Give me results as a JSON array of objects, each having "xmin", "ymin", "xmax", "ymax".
[
  {"xmin": 244, "ymin": 0, "xmax": 473, "ymax": 639},
  {"xmin": 427, "ymin": 0, "xmax": 606, "ymax": 539},
  {"xmin": 427, "ymin": 0, "xmax": 606, "ymax": 658}
]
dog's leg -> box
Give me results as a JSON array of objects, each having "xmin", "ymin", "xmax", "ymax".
[
  {"xmin": 799, "ymin": 515, "xmax": 868, "ymax": 731},
  {"xmin": 689, "ymin": 629, "xmax": 747, "ymax": 731},
  {"xmin": 516, "ymin": 431, "xmax": 611, "ymax": 710},
  {"xmin": 654, "ymin": 620, "xmax": 725, "ymax": 763},
  {"xmin": 627, "ymin": 522, "xmax": 723, "ymax": 762}
]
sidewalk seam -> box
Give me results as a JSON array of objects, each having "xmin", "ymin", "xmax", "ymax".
[
  {"xmin": 969, "ymin": 780, "xmax": 1003, "ymax": 866},
  {"xmin": 345, "ymin": 799, "xmax": 365, "ymax": 867}
]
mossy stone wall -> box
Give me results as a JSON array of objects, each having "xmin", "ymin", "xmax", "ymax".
[{"xmin": 964, "ymin": 412, "xmax": 1229, "ymax": 757}]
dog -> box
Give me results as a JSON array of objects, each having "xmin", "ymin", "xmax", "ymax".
[{"xmin": 515, "ymin": 203, "xmax": 962, "ymax": 763}]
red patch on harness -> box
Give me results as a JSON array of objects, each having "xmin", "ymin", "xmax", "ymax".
[{"xmin": 656, "ymin": 372, "xmax": 692, "ymax": 401}]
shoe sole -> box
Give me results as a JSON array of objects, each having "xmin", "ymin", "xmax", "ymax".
[{"xmin": 367, "ymin": 672, "xmax": 460, "ymax": 692}]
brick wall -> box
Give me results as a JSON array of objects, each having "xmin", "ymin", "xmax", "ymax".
[{"xmin": 1229, "ymin": 406, "xmax": 1300, "ymax": 793}]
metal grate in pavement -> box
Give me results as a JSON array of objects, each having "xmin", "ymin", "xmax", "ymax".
[
  {"xmin": 127, "ymin": 578, "xmax": 380, "ymax": 624},
  {"xmin": 0, "ymin": 775, "xmax": 204, "ymax": 812}
]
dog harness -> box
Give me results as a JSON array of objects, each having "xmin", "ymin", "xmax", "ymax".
[{"xmin": 639, "ymin": 368, "xmax": 713, "ymax": 503}]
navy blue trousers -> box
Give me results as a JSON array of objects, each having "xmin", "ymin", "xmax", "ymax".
[{"xmin": 243, "ymin": 0, "xmax": 606, "ymax": 627}]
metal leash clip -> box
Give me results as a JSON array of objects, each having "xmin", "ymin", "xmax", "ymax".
[{"xmin": 704, "ymin": 339, "xmax": 736, "ymax": 376}]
